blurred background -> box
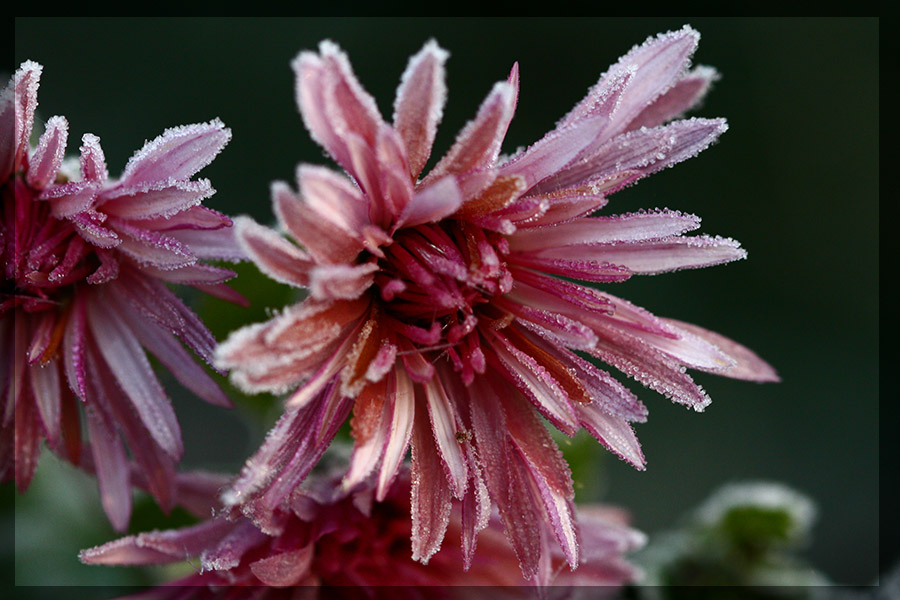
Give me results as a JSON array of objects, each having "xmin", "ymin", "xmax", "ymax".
[{"xmin": 9, "ymin": 17, "xmax": 881, "ymax": 593}]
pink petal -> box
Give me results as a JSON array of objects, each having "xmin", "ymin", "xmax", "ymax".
[
  {"xmin": 11, "ymin": 61, "xmax": 42, "ymax": 174},
  {"xmin": 26, "ymin": 115, "xmax": 68, "ymax": 189},
  {"xmin": 166, "ymin": 227, "xmax": 245, "ymax": 262},
  {"xmin": 86, "ymin": 295, "xmax": 183, "ymax": 458},
  {"xmin": 119, "ymin": 119, "xmax": 231, "ymax": 186},
  {"xmin": 663, "ymin": 318, "xmax": 781, "ymax": 382},
  {"xmin": 371, "ymin": 369, "xmax": 414, "ymax": 501},
  {"xmin": 396, "ymin": 175, "xmax": 462, "ymax": 229},
  {"xmin": 250, "ymin": 545, "xmax": 314, "ymax": 587},
  {"xmin": 38, "ymin": 180, "xmax": 97, "ymax": 218},
  {"xmin": 422, "ymin": 80, "xmax": 516, "ymax": 184},
  {"xmin": 424, "ymin": 375, "xmax": 468, "ymax": 499},
  {"xmin": 393, "ymin": 39, "xmax": 449, "ymax": 179},
  {"xmin": 577, "ymin": 402, "xmax": 646, "ymax": 470},
  {"xmin": 410, "ymin": 405, "xmax": 453, "ymax": 563},
  {"xmin": 98, "ymin": 179, "xmax": 215, "ymax": 220},
  {"xmin": 84, "ymin": 406, "xmax": 132, "ymax": 532},
  {"xmin": 533, "ymin": 117, "xmax": 728, "ymax": 194},
  {"xmin": 509, "ymin": 209, "xmax": 701, "ymax": 252},
  {"xmin": 80, "ymin": 518, "xmax": 235, "ymax": 565},
  {"xmin": 79, "ymin": 133, "xmax": 108, "ymax": 183},
  {"xmin": 272, "ymin": 181, "xmax": 364, "ymax": 265},
  {"xmin": 501, "ymin": 392, "xmax": 579, "ymax": 568},
  {"xmin": 498, "ymin": 115, "xmax": 607, "ymax": 193},
  {"xmin": 486, "ymin": 330, "xmax": 580, "ymax": 435},
  {"xmin": 234, "ymin": 216, "xmax": 312, "ymax": 288},
  {"xmin": 588, "ymin": 328, "xmax": 711, "ymax": 411},
  {"xmin": 29, "ymin": 359, "xmax": 61, "ymax": 442},
  {"xmin": 626, "ymin": 65, "xmax": 719, "ymax": 131},
  {"xmin": 297, "ymin": 164, "xmax": 369, "ymax": 235},
  {"xmin": 120, "ymin": 294, "xmax": 231, "ymax": 408},
  {"xmin": 529, "ymin": 234, "xmax": 746, "ymax": 275},
  {"xmin": 599, "ymin": 25, "xmax": 701, "ymax": 137},
  {"xmin": 309, "ymin": 262, "xmax": 379, "ymax": 301}
]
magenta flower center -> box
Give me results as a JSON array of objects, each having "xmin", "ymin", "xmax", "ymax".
[
  {"xmin": 2, "ymin": 174, "xmax": 93, "ymax": 313},
  {"xmin": 373, "ymin": 219, "xmax": 512, "ymax": 376}
]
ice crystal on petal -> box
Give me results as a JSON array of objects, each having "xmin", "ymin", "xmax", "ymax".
[{"xmin": 217, "ymin": 27, "xmax": 777, "ymax": 582}]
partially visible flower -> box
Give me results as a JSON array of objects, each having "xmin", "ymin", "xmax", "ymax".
[
  {"xmin": 215, "ymin": 28, "xmax": 777, "ymax": 578},
  {"xmin": 80, "ymin": 466, "xmax": 645, "ymax": 595},
  {"xmin": 1, "ymin": 61, "xmax": 242, "ymax": 529}
]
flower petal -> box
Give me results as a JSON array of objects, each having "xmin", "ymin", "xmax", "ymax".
[{"xmin": 393, "ymin": 39, "xmax": 449, "ymax": 179}]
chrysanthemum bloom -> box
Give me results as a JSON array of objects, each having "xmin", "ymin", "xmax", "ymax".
[
  {"xmin": 80, "ymin": 467, "xmax": 645, "ymax": 595},
  {"xmin": 1, "ymin": 61, "xmax": 242, "ymax": 529},
  {"xmin": 216, "ymin": 27, "xmax": 778, "ymax": 577}
]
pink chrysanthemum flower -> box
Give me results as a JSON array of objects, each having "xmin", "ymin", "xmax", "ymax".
[
  {"xmin": 80, "ymin": 466, "xmax": 645, "ymax": 595},
  {"xmin": 215, "ymin": 27, "xmax": 778, "ymax": 577},
  {"xmin": 1, "ymin": 61, "xmax": 242, "ymax": 529}
]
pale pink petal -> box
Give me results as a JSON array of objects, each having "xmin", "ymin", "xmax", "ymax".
[
  {"xmin": 393, "ymin": 39, "xmax": 449, "ymax": 179},
  {"xmin": 577, "ymin": 403, "xmax": 646, "ymax": 470},
  {"xmin": 498, "ymin": 115, "xmax": 607, "ymax": 193},
  {"xmin": 272, "ymin": 181, "xmax": 364, "ymax": 264},
  {"xmin": 26, "ymin": 115, "xmax": 68, "ymax": 189},
  {"xmin": 626, "ymin": 65, "xmax": 719, "ymax": 131},
  {"xmin": 86, "ymin": 296, "xmax": 183, "ymax": 458},
  {"xmin": 309, "ymin": 262, "xmax": 379, "ymax": 301},
  {"xmin": 533, "ymin": 117, "xmax": 728, "ymax": 194},
  {"xmin": 11, "ymin": 61, "xmax": 42, "ymax": 173},
  {"xmin": 424, "ymin": 376, "xmax": 468, "ymax": 499},
  {"xmin": 98, "ymin": 179, "xmax": 215, "ymax": 220},
  {"xmin": 663, "ymin": 318, "xmax": 781, "ymax": 382},
  {"xmin": 38, "ymin": 180, "xmax": 96, "ymax": 218},
  {"xmin": 422, "ymin": 80, "xmax": 516, "ymax": 184},
  {"xmin": 234, "ymin": 216, "xmax": 312, "ymax": 288},
  {"xmin": 84, "ymin": 406, "xmax": 132, "ymax": 532},
  {"xmin": 297, "ymin": 164, "xmax": 369, "ymax": 235},
  {"xmin": 410, "ymin": 406, "xmax": 453, "ymax": 563},
  {"xmin": 597, "ymin": 25, "xmax": 700, "ymax": 137},
  {"xmin": 166, "ymin": 227, "xmax": 245, "ymax": 261},
  {"xmin": 509, "ymin": 209, "xmax": 701, "ymax": 251},
  {"xmin": 107, "ymin": 218, "xmax": 196, "ymax": 269},
  {"xmin": 119, "ymin": 119, "xmax": 231, "ymax": 186},
  {"xmin": 250, "ymin": 545, "xmax": 314, "ymax": 587},
  {"xmin": 396, "ymin": 175, "xmax": 462, "ymax": 229},
  {"xmin": 376, "ymin": 367, "xmax": 415, "ymax": 501},
  {"xmin": 29, "ymin": 359, "xmax": 60, "ymax": 442},
  {"xmin": 529, "ymin": 234, "xmax": 746, "ymax": 275},
  {"xmin": 79, "ymin": 133, "xmax": 108, "ymax": 183},
  {"xmin": 79, "ymin": 518, "xmax": 235, "ymax": 565}
]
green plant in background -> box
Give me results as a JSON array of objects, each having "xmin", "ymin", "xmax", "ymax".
[{"xmin": 636, "ymin": 482, "xmax": 828, "ymax": 598}]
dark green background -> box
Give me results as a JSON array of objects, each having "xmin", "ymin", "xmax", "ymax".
[{"xmin": 10, "ymin": 17, "xmax": 881, "ymax": 590}]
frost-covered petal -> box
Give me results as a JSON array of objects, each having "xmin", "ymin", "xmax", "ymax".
[
  {"xmin": 119, "ymin": 119, "xmax": 231, "ymax": 186},
  {"xmin": 393, "ymin": 39, "xmax": 449, "ymax": 179}
]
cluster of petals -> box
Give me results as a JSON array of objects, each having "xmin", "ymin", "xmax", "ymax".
[
  {"xmin": 214, "ymin": 26, "xmax": 778, "ymax": 581},
  {"xmin": 1, "ymin": 61, "xmax": 241, "ymax": 529},
  {"xmin": 80, "ymin": 466, "xmax": 645, "ymax": 595}
]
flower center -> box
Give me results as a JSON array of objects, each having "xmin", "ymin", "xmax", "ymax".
[
  {"xmin": 1, "ymin": 175, "xmax": 95, "ymax": 314},
  {"xmin": 372, "ymin": 220, "xmax": 513, "ymax": 382}
]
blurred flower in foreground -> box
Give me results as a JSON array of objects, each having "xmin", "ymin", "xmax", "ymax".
[
  {"xmin": 637, "ymin": 482, "xmax": 828, "ymax": 598},
  {"xmin": 80, "ymin": 466, "xmax": 645, "ymax": 597},
  {"xmin": 216, "ymin": 27, "xmax": 778, "ymax": 579},
  {"xmin": 1, "ymin": 61, "xmax": 242, "ymax": 530}
]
